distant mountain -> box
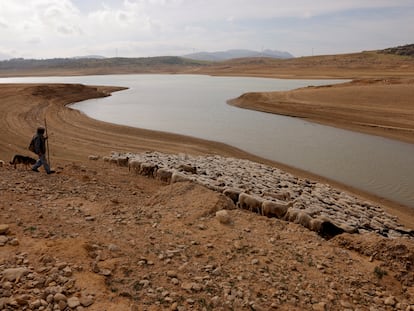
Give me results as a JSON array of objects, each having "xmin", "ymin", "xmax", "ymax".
[
  {"xmin": 183, "ymin": 49, "xmax": 294, "ymax": 61},
  {"xmin": 71, "ymin": 55, "xmax": 106, "ymax": 59}
]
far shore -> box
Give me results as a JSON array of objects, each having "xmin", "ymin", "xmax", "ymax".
[
  {"xmin": 228, "ymin": 78, "xmax": 414, "ymax": 145},
  {"xmin": 0, "ymin": 81, "xmax": 413, "ymax": 227}
]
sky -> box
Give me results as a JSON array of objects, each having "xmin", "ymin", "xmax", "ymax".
[{"xmin": 0, "ymin": 0, "xmax": 413, "ymax": 60}]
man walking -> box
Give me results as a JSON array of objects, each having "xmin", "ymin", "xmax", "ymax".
[{"xmin": 31, "ymin": 127, "xmax": 55, "ymax": 174}]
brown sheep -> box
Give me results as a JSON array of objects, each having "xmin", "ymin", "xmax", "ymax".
[
  {"xmin": 223, "ymin": 188, "xmax": 241, "ymax": 205},
  {"xmin": 139, "ymin": 162, "xmax": 158, "ymax": 178},
  {"xmin": 156, "ymin": 168, "xmax": 173, "ymax": 183},
  {"xmin": 117, "ymin": 157, "xmax": 129, "ymax": 167}
]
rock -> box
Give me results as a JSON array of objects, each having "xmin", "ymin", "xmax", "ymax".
[
  {"xmin": 8, "ymin": 238, "xmax": 19, "ymax": 246},
  {"xmin": 181, "ymin": 282, "xmax": 195, "ymax": 291},
  {"xmin": 167, "ymin": 270, "xmax": 178, "ymax": 278},
  {"xmin": 0, "ymin": 235, "xmax": 8, "ymax": 246},
  {"xmin": 313, "ymin": 302, "xmax": 327, "ymax": 311},
  {"xmin": 54, "ymin": 293, "xmax": 67, "ymax": 302},
  {"xmin": 0, "ymin": 224, "xmax": 10, "ymax": 234},
  {"xmin": 99, "ymin": 269, "xmax": 112, "ymax": 276},
  {"xmin": 15, "ymin": 294, "xmax": 30, "ymax": 306},
  {"xmin": 216, "ymin": 210, "xmax": 232, "ymax": 224},
  {"xmin": 67, "ymin": 296, "xmax": 80, "ymax": 308},
  {"xmin": 340, "ymin": 300, "xmax": 353, "ymax": 308},
  {"xmin": 384, "ymin": 296, "xmax": 396, "ymax": 307},
  {"xmin": 58, "ymin": 300, "xmax": 67, "ymax": 310},
  {"xmin": 80, "ymin": 295, "xmax": 94, "ymax": 307}
]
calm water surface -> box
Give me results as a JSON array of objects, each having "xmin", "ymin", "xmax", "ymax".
[{"xmin": 2, "ymin": 74, "xmax": 413, "ymax": 208}]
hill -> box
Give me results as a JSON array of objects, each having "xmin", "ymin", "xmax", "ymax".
[
  {"xmin": 0, "ymin": 56, "xmax": 206, "ymax": 77},
  {"xmin": 183, "ymin": 49, "xmax": 293, "ymax": 61},
  {"xmin": 1, "ymin": 45, "xmax": 414, "ymax": 78},
  {"xmin": 380, "ymin": 43, "xmax": 414, "ymax": 57}
]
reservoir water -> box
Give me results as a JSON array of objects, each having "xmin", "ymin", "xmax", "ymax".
[{"xmin": 1, "ymin": 74, "xmax": 413, "ymax": 208}]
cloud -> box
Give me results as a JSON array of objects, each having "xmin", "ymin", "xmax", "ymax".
[{"xmin": 0, "ymin": 0, "xmax": 413, "ymax": 58}]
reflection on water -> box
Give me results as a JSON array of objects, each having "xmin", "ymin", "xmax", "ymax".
[{"xmin": 1, "ymin": 74, "xmax": 413, "ymax": 208}]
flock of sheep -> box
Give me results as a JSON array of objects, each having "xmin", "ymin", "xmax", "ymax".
[
  {"xmin": 90, "ymin": 152, "xmax": 366, "ymax": 239},
  {"xmin": 87, "ymin": 151, "xmax": 413, "ymax": 239}
]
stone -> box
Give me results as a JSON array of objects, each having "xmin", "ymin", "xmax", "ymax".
[
  {"xmin": 313, "ymin": 302, "xmax": 327, "ymax": 311},
  {"xmin": 384, "ymin": 296, "xmax": 396, "ymax": 307},
  {"xmin": 0, "ymin": 236, "xmax": 8, "ymax": 246},
  {"xmin": 67, "ymin": 297, "xmax": 80, "ymax": 308},
  {"xmin": 181, "ymin": 282, "xmax": 194, "ymax": 291},
  {"xmin": 0, "ymin": 224, "xmax": 10, "ymax": 234},
  {"xmin": 8, "ymin": 238, "xmax": 19, "ymax": 246},
  {"xmin": 216, "ymin": 210, "xmax": 231, "ymax": 224},
  {"xmin": 80, "ymin": 295, "xmax": 94, "ymax": 307},
  {"xmin": 167, "ymin": 270, "xmax": 178, "ymax": 278}
]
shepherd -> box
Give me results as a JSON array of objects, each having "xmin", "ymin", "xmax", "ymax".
[{"xmin": 30, "ymin": 124, "xmax": 55, "ymax": 174}]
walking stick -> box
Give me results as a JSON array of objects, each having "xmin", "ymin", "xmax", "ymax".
[{"xmin": 44, "ymin": 117, "xmax": 51, "ymax": 168}]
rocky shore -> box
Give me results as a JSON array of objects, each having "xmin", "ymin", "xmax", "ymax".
[{"xmin": 1, "ymin": 159, "xmax": 414, "ymax": 311}]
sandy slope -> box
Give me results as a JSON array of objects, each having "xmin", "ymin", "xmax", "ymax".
[
  {"xmin": 0, "ymin": 80, "xmax": 414, "ymax": 310},
  {"xmin": 229, "ymin": 78, "xmax": 414, "ymax": 144},
  {"xmin": 1, "ymin": 158, "xmax": 414, "ymax": 311},
  {"xmin": 0, "ymin": 82, "xmax": 413, "ymax": 224}
]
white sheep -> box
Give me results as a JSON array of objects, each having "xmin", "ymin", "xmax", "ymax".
[
  {"xmin": 264, "ymin": 191, "xmax": 291, "ymax": 201},
  {"xmin": 283, "ymin": 208, "xmax": 301, "ymax": 222},
  {"xmin": 261, "ymin": 200, "xmax": 292, "ymax": 219},
  {"xmin": 294, "ymin": 211, "xmax": 313, "ymax": 229},
  {"xmin": 171, "ymin": 171, "xmax": 191, "ymax": 183},
  {"xmin": 88, "ymin": 155, "xmax": 100, "ymax": 161},
  {"xmin": 177, "ymin": 164, "xmax": 197, "ymax": 174},
  {"xmin": 128, "ymin": 159, "xmax": 142, "ymax": 174},
  {"xmin": 237, "ymin": 193, "xmax": 263, "ymax": 214}
]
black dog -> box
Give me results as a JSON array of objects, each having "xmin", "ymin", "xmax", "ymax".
[{"xmin": 10, "ymin": 155, "xmax": 37, "ymax": 169}]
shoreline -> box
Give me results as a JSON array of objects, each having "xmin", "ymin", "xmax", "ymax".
[
  {"xmin": 0, "ymin": 82, "xmax": 413, "ymax": 227},
  {"xmin": 228, "ymin": 78, "xmax": 414, "ymax": 145}
]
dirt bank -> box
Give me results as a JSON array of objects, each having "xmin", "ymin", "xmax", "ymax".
[
  {"xmin": 229, "ymin": 78, "xmax": 414, "ymax": 145},
  {"xmin": 1, "ymin": 82, "xmax": 414, "ymax": 310},
  {"xmin": 0, "ymin": 83, "xmax": 413, "ymax": 225}
]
